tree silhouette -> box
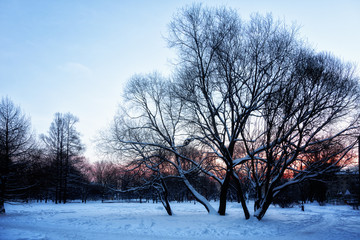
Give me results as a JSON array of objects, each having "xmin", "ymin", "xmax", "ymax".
[{"xmin": 0, "ymin": 97, "xmax": 34, "ymax": 213}]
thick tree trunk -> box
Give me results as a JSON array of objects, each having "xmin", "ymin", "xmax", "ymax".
[
  {"xmin": 233, "ymin": 173, "xmax": 250, "ymax": 219},
  {"xmin": 254, "ymin": 194, "xmax": 273, "ymax": 221},
  {"xmin": 254, "ymin": 201, "xmax": 272, "ymax": 220},
  {"xmin": 218, "ymin": 170, "xmax": 231, "ymax": 215}
]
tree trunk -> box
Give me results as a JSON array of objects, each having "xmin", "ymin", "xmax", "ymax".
[
  {"xmin": 254, "ymin": 201, "xmax": 271, "ymax": 220},
  {"xmin": 218, "ymin": 170, "xmax": 231, "ymax": 215},
  {"xmin": 62, "ymin": 163, "xmax": 68, "ymax": 204},
  {"xmin": 254, "ymin": 194, "xmax": 273, "ymax": 221},
  {"xmin": 183, "ymin": 177, "xmax": 217, "ymax": 214},
  {"xmin": 233, "ymin": 173, "xmax": 250, "ymax": 219},
  {"xmin": 160, "ymin": 178, "xmax": 172, "ymax": 216},
  {"xmin": 0, "ymin": 176, "xmax": 6, "ymax": 214},
  {"xmin": 55, "ymin": 183, "xmax": 59, "ymax": 204},
  {"xmin": 0, "ymin": 200, "xmax": 4, "ymax": 214},
  {"xmin": 55, "ymin": 154, "xmax": 61, "ymax": 204},
  {"xmin": 59, "ymin": 157, "xmax": 63, "ymax": 204}
]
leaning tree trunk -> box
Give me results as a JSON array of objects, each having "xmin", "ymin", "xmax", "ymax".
[
  {"xmin": 183, "ymin": 177, "xmax": 217, "ymax": 214},
  {"xmin": 233, "ymin": 172, "xmax": 250, "ymax": 219},
  {"xmin": 159, "ymin": 178, "xmax": 172, "ymax": 216},
  {"xmin": 254, "ymin": 192, "xmax": 273, "ymax": 220}
]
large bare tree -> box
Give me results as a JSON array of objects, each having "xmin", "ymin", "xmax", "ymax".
[
  {"xmin": 101, "ymin": 4, "xmax": 359, "ymax": 220},
  {"xmin": 168, "ymin": 5, "xmax": 301, "ymax": 218}
]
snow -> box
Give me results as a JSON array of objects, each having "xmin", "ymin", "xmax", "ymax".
[{"xmin": 0, "ymin": 201, "xmax": 359, "ymax": 240}]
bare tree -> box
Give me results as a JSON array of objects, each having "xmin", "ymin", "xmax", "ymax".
[
  {"xmin": 0, "ymin": 97, "xmax": 33, "ymax": 213},
  {"xmin": 168, "ymin": 4, "xmax": 360, "ymax": 220},
  {"xmin": 241, "ymin": 51, "xmax": 360, "ymax": 220},
  {"xmin": 168, "ymin": 5, "xmax": 301, "ymax": 218},
  {"xmin": 90, "ymin": 160, "xmax": 123, "ymax": 201},
  {"xmin": 91, "ymin": 160, "xmax": 120, "ymax": 189},
  {"xmin": 42, "ymin": 112, "xmax": 84, "ymax": 204},
  {"xmin": 99, "ymin": 73, "xmax": 217, "ymax": 214},
  {"xmin": 99, "ymin": 4, "xmax": 359, "ymax": 221}
]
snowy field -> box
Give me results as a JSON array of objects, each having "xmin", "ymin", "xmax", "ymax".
[{"xmin": 0, "ymin": 201, "xmax": 359, "ymax": 240}]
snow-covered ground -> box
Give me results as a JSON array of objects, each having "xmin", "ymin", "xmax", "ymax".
[{"xmin": 0, "ymin": 201, "xmax": 359, "ymax": 240}]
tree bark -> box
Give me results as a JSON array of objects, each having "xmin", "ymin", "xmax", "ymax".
[
  {"xmin": 254, "ymin": 201, "xmax": 272, "ymax": 221},
  {"xmin": 254, "ymin": 194, "xmax": 273, "ymax": 221},
  {"xmin": 233, "ymin": 172, "xmax": 250, "ymax": 219},
  {"xmin": 160, "ymin": 178, "xmax": 172, "ymax": 216},
  {"xmin": 218, "ymin": 170, "xmax": 231, "ymax": 215}
]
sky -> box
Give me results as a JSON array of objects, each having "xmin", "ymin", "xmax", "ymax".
[{"xmin": 1, "ymin": 0, "xmax": 359, "ymax": 162}]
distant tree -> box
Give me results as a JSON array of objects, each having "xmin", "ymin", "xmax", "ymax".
[
  {"xmin": 42, "ymin": 113, "xmax": 84, "ymax": 203},
  {"xmin": 19, "ymin": 148, "xmax": 49, "ymax": 202},
  {"xmin": 298, "ymin": 138, "xmax": 352, "ymax": 205},
  {"xmin": 0, "ymin": 97, "xmax": 33, "ymax": 213},
  {"xmin": 90, "ymin": 160, "xmax": 123, "ymax": 200},
  {"xmin": 91, "ymin": 161, "xmax": 120, "ymax": 188}
]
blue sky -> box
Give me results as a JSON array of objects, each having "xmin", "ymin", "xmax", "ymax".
[{"xmin": 1, "ymin": 0, "xmax": 359, "ymax": 162}]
